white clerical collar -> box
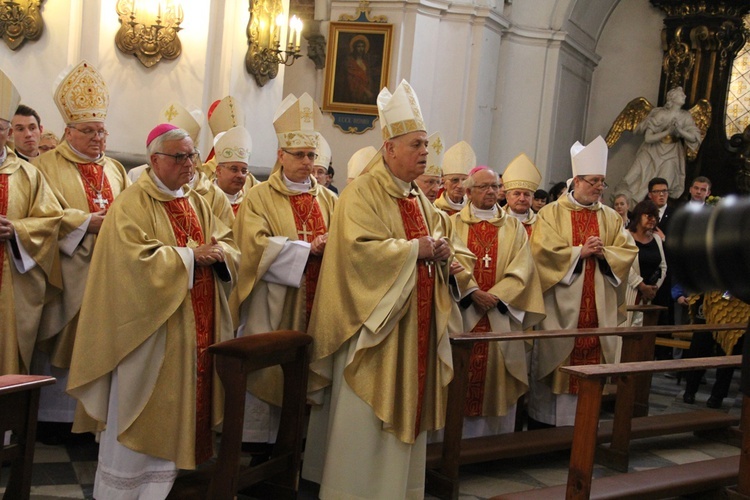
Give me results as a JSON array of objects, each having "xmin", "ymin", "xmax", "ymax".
[
  {"xmin": 215, "ymin": 179, "xmax": 242, "ymax": 203},
  {"xmin": 283, "ymin": 173, "xmax": 311, "ymax": 193},
  {"xmin": 568, "ymin": 191, "xmax": 597, "ymax": 208},
  {"xmin": 150, "ymin": 169, "xmax": 187, "ymax": 198},
  {"xmin": 508, "ymin": 208, "xmax": 529, "ymax": 222},
  {"xmin": 69, "ymin": 143, "xmax": 102, "ymax": 163},
  {"xmin": 445, "ymin": 194, "xmax": 466, "ymax": 211},
  {"xmin": 471, "ymin": 203, "xmax": 498, "ymax": 220},
  {"xmin": 688, "ymin": 199, "xmax": 705, "ymax": 206}
]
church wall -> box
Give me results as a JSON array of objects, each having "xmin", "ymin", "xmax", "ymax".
[
  {"xmin": 1, "ymin": 0, "xmax": 284, "ymax": 169},
  {"xmin": 584, "ymin": 0, "xmax": 664, "ymax": 202}
]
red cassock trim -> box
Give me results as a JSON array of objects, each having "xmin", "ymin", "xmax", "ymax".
[
  {"xmin": 397, "ymin": 196, "xmax": 434, "ymax": 438},
  {"xmin": 290, "ymin": 193, "xmax": 327, "ymax": 329},
  {"xmin": 164, "ymin": 198, "xmax": 216, "ymax": 464}
]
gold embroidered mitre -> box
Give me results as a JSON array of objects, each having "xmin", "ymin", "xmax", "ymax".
[
  {"xmin": 571, "ymin": 135, "xmax": 607, "ymax": 177},
  {"xmin": 315, "ymin": 135, "xmax": 332, "ymax": 169},
  {"xmin": 503, "ymin": 153, "xmax": 542, "ymax": 192},
  {"xmin": 424, "ymin": 131, "xmax": 444, "ymax": 177},
  {"xmin": 377, "ymin": 79, "xmax": 426, "ymax": 141},
  {"xmin": 273, "ymin": 92, "xmax": 322, "ymax": 149},
  {"xmin": 208, "ymin": 96, "xmax": 243, "ymax": 137},
  {"xmin": 214, "ymin": 126, "xmax": 252, "ymax": 164},
  {"xmin": 54, "ymin": 61, "xmax": 109, "ymax": 124},
  {"xmin": 443, "ymin": 141, "xmax": 476, "ymax": 176},
  {"xmin": 161, "ymin": 102, "xmax": 203, "ymax": 144},
  {"xmin": 0, "ymin": 69, "xmax": 20, "ymax": 122},
  {"xmin": 347, "ymin": 146, "xmax": 378, "ymax": 180}
]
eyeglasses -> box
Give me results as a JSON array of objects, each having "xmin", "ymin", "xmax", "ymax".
[
  {"xmin": 580, "ymin": 177, "xmax": 608, "ymax": 189},
  {"xmin": 644, "ymin": 214, "xmax": 658, "ymax": 220},
  {"xmin": 444, "ymin": 176, "xmax": 465, "ymax": 184},
  {"xmin": 475, "ymin": 183, "xmax": 502, "ymax": 191},
  {"xmin": 650, "ymin": 189, "xmax": 669, "ymax": 195},
  {"xmin": 282, "ymin": 149, "xmax": 318, "ymax": 161},
  {"xmin": 154, "ymin": 151, "xmax": 201, "ymax": 164},
  {"xmin": 0, "ymin": 121, "xmax": 10, "ymax": 133},
  {"xmin": 69, "ymin": 126, "xmax": 109, "ymax": 138},
  {"xmin": 223, "ymin": 165, "xmax": 249, "ymax": 175}
]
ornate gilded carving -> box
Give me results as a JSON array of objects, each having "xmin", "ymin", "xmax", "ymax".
[
  {"xmin": 338, "ymin": 0, "xmax": 387, "ymax": 23},
  {"xmin": 663, "ymin": 28, "xmax": 694, "ymax": 89},
  {"xmin": 307, "ymin": 32, "xmax": 326, "ymax": 70},
  {"xmin": 0, "ymin": 0, "xmax": 44, "ymax": 51},
  {"xmin": 651, "ymin": 1, "xmax": 750, "ymax": 18},
  {"xmin": 115, "ymin": 0, "xmax": 183, "ymax": 68},
  {"xmin": 716, "ymin": 20, "xmax": 747, "ymax": 71}
]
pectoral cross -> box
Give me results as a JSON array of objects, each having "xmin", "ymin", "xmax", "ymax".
[
  {"xmin": 482, "ymin": 253, "xmax": 492, "ymax": 268},
  {"xmin": 298, "ymin": 223, "xmax": 313, "ymax": 241},
  {"xmin": 93, "ymin": 193, "xmax": 109, "ymax": 209}
]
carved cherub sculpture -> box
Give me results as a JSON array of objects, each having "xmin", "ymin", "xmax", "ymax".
[{"xmin": 607, "ymin": 87, "xmax": 711, "ymax": 205}]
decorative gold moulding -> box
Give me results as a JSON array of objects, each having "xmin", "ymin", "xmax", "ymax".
[
  {"xmin": 115, "ymin": 0, "xmax": 183, "ymax": 68},
  {"xmin": 0, "ymin": 0, "xmax": 45, "ymax": 50},
  {"xmin": 245, "ymin": 0, "xmax": 303, "ymax": 87}
]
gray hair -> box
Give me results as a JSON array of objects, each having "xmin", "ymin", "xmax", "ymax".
[
  {"xmin": 147, "ymin": 128, "xmax": 191, "ymax": 163},
  {"xmin": 463, "ymin": 168, "xmax": 499, "ymax": 190}
]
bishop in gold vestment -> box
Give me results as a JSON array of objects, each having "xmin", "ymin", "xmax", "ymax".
[
  {"xmin": 67, "ymin": 125, "xmax": 239, "ymax": 499},
  {"xmin": 306, "ymin": 80, "xmax": 456, "ymax": 499},
  {"xmin": 528, "ymin": 137, "xmax": 636, "ymax": 426}
]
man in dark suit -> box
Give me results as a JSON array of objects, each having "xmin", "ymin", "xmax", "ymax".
[{"xmin": 647, "ymin": 177, "xmax": 675, "ymax": 347}]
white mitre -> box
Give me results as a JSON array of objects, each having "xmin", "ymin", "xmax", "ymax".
[
  {"xmin": 160, "ymin": 102, "xmax": 203, "ymax": 145},
  {"xmin": 443, "ymin": 141, "xmax": 476, "ymax": 176},
  {"xmin": 273, "ymin": 92, "xmax": 322, "ymax": 149},
  {"xmin": 347, "ymin": 146, "xmax": 378, "ymax": 181},
  {"xmin": 315, "ymin": 135, "xmax": 332, "ymax": 169},
  {"xmin": 377, "ymin": 79, "xmax": 426, "ymax": 141},
  {"xmin": 214, "ymin": 126, "xmax": 252, "ymax": 165},
  {"xmin": 0, "ymin": 68, "xmax": 20, "ymax": 122},
  {"xmin": 208, "ymin": 96, "xmax": 243, "ymax": 137},
  {"xmin": 54, "ymin": 60, "xmax": 109, "ymax": 124},
  {"xmin": 424, "ymin": 132, "xmax": 444, "ymax": 177},
  {"xmin": 571, "ymin": 136, "xmax": 608, "ymax": 177}
]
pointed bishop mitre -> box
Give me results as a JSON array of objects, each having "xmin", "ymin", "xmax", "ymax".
[
  {"xmin": 424, "ymin": 132, "xmax": 444, "ymax": 177},
  {"xmin": 570, "ymin": 136, "xmax": 608, "ymax": 177},
  {"xmin": 54, "ymin": 61, "xmax": 109, "ymax": 124},
  {"xmin": 273, "ymin": 92, "xmax": 322, "ymax": 149},
  {"xmin": 315, "ymin": 135, "xmax": 332, "ymax": 169},
  {"xmin": 214, "ymin": 126, "xmax": 252, "ymax": 165},
  {"xmin": 208, "ymin": 96, "xmax": 243, "ymax": 137},
  {"xmin": 377, "ymin": 80, "xmax": 426, "ymax": 141},
  {"xmin": 503, "ymin": 153, "xmax": 542, "ymax": 192},
  {"xmin": 0, "ymin": 69, "xmax": 20, "ymax": 122},
  {"xmin": 348, "ymin": 146, "xmax": 378, "ymax": 180},
  {"xmin": 442, "ymin": 141, "xmax": 476, "ymax": 176},
  {"xmin": 160, "ymin": 102, "xmax": 203, "ymax": 144}
]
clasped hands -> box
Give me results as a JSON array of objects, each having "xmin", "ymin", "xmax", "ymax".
[
  {"xmin": 417, "ymin": 236, "xmax": 451, "ymax": 262},
  {"xmin": 580, "ymin": 236, "xmax": 605, "ymax": 259},
  {"xmin": 194, "ymin": 237, "xmax": 225, "ymax": 267}
]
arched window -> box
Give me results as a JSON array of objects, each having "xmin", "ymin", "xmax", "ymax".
[{"xmin": 726, "ymin": 17, "xmax": 750, "ymax": 137}]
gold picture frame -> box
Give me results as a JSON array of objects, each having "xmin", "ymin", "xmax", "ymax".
[{"xmin": 322, "ymin": 22, "xmax": 393, "ymax": 116}]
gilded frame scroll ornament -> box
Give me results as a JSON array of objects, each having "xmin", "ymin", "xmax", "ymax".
[{"xmin": 0, "ymin": 0, "xmax": 45, "ymax": 51}]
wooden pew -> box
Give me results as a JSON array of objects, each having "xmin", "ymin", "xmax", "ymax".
[
  {"xmin": 425, "ymin": 323, "xmax": 745, "ymax": 500},
  {"xmin": 492, "ymin": 355, "xmax": 743, "ymax": 500},
  {"xmin": 0, "ymin": 374, "xmax": 56, "ymax": 500}
]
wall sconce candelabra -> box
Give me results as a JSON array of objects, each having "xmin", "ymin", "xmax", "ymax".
[
  {"xmin": 245, "ymin": 0, "xmax": 303, "ymax": 87},
  {"xmin": 0, "ymin": 0, "xmax": 45, "ymax": 50},
  {"xmin": 115, "ymin": 0, "xmax": 183, "ymax": 68}
]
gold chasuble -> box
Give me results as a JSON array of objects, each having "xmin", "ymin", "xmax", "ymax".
[
  {"xmin": 308, "ymin": 158, "xmax": 455, "ymax": 444},
  {"xmin": 504, "ymin": 205, "xmax": 538, "ymax": 238},
  {"xmin": 67, "ymin": 172, "xmax": 239, "ymax": 469},
  {"xmin": 452, "ymin": 206, "xmax": 544, "ymax": 417},
  {"xmin": 190, "ymin": 170, "xmax": 235, "ymax": 228},
  {"xmin": 434, "ymin": 191, "xmax": 463, "ymax": 216},
  {"xmin": 229, "ymin": 169, "xmax": 336, "ymax": 407},
  {"xmin": 32, "ymin": 140, "xmax": 130, "ymax": 368},
  {"xmin": 530, "ymin": 196, "xmax": 636, "ymax": 394},
  {"xmin": 0, "ymin": 148, "xmax": 63, "ymax": 374}
]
